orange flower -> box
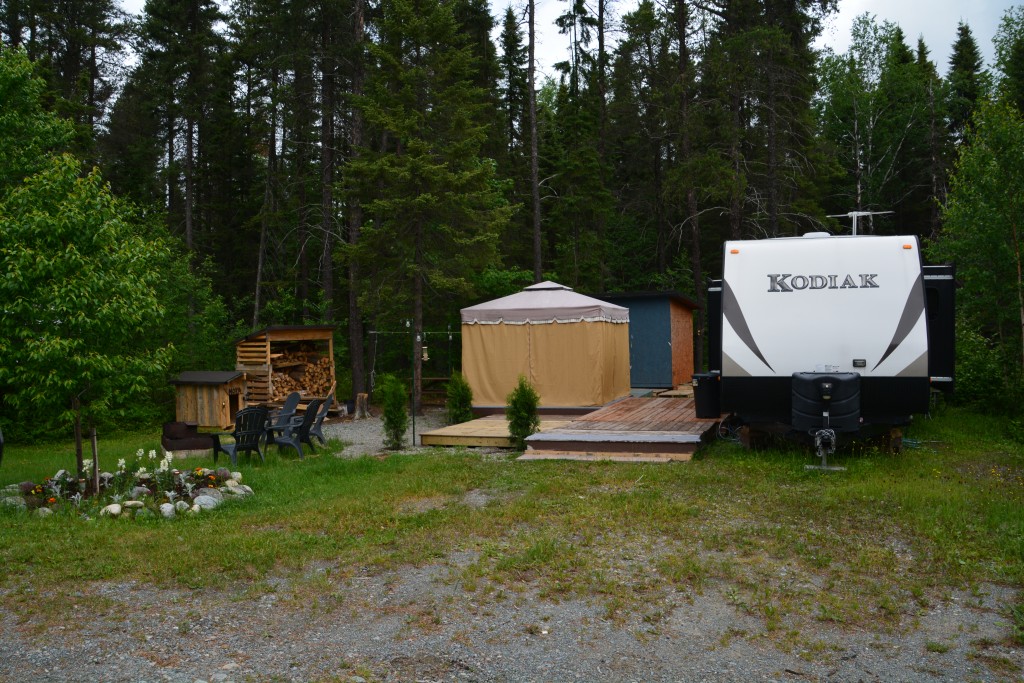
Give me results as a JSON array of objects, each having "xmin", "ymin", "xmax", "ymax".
[{"xmin": 47, "ymin": 497, "xmax": 56, "ymax": 504}]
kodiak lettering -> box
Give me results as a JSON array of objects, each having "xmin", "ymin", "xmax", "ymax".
[{"xmin": 767, "ymin": 273, "xmax": 879, "ymax": 292}]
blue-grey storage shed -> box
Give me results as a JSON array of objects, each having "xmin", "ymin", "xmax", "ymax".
[{"xmin": 601, "ymin": 292, "xmax": 698, "ymax": 389}]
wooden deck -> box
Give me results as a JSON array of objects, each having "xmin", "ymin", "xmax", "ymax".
[
  {"xmin": 419, "ymin": 415, "xmax": 574, "ymax": 448},
  {"xmin": 522, "ymin": 397, "xmax": 718, "ymax": 461},
  {"xmin": 420, "ymin": 396, "xmax": 719, "ymax": 462}
]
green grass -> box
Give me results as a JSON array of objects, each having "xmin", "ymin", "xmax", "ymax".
[{"xmin": 1, "ymin": 407, "xmax": 1022, "ymax": 637}]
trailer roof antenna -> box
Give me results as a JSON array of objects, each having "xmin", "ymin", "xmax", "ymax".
[{"xmin": 826, "ymin": 210, "xmax": 894, "ymax": 236}]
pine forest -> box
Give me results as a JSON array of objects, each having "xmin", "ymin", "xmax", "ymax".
[{"xmin": 3, "ymin": 0, "xmax": 1024, "ymax": 429}]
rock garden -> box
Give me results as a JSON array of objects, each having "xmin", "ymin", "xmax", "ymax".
[{"xmin": 0, "ymin": 448, "xmax": 253, "ymax": 520}]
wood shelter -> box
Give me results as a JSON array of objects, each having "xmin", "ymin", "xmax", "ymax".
[
  {"xmin": 601, "ymin": 291, "xmax": 698, "ymax": 389},
  {"xmin": 235, "ymin": 325, "xmax": 336, "ymax": 405},
  {"xmin": 170, "ymin": 371, "xmax": 246, "ymax": 429},
  {"xmin": 460, "ymin": 281, "xmax": 631, "ymax": 408}
]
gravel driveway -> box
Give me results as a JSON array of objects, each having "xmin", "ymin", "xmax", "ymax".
[{"xmin": 0, "ymin": 410, "xmax": 1020, "ymax": 682}]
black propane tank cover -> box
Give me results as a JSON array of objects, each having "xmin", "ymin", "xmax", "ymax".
[{"xmin": 791, "ymin": 372, "xmax": 861, "ymax": 433}]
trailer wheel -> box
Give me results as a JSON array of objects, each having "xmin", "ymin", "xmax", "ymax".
[
  {"xmin": 889, "ymin": 428, "xmax": 903, "ymax": 454},
  {"xmin": 873, "ymin": 428, "xmax": 903, "ymax": 454}
]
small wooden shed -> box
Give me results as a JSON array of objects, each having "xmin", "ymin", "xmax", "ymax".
[
  {"xmin": 170, "ymin": 370, "xmax": 247, "ymax": 429},
  {"xmin": 601, "ymin": 291, "xmax": 698, "ymax": 389},
  {"xmin": 235, "ymin": 325, "xmax": 336, "ymax": 405}
]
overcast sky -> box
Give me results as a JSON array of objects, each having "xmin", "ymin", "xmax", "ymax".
[
  {"xmin": 817, "ymin": 0, "xmax": 1018, "ymax": 75},
  {"xmin": 118, "ymin": 0, "xmax": 1019, "ymax": 79}
]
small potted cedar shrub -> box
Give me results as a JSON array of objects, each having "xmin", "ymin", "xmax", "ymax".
[
  {"xmin": 377, "ymin": 373, "xmax": 409, "ymax": 449},
  {"xmin": 446, "ymin": 371, "xmax": 474, "ymax": 425},
  {"xmin": 506, "ymin": 375, "xmax": 540, "ymax": 451}
]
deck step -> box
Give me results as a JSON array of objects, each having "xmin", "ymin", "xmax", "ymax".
[
  {"xmin": 525, "ymin": 429, "xmax": 700, "ymax": 456},
  {"xmin": 518, "ymin": 451, "xmax": 691, "ymax": 463}
]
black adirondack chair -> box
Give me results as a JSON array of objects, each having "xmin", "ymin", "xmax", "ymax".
[
  {"xmin": 309, "ymin": 395, "xmax": 333, "ymax": 447},
  {"xmin": 265, "ymin": 391, "xmax": 301, "ymax": 446},
  {"xmin": 270, "ymin": 398, "xmax": 322, "ymax": 460},
  {"xmin": 214, "ymin": 406, "xmax": 269, "ymax": 466}
]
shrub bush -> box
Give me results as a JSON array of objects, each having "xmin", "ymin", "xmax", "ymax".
[
  {"xmin": 446, "ymin": 372, "xmax": 475, "ymax": 425},
  {"xmin": 377, "ymin": 374, "xmax": 408, "ymax": 449},
  {"xmin": 506, "ymin": 375, "xmax": 540, "ymax": 451}
]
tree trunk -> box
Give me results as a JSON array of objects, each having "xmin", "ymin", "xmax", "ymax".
[
  {"xmin": 320, "ymin": 16, "xmax": 335, "ymax": 322},
  {"xmin": 185, "ymin": 117, "xmax": 195, "ymax": 251},
  {"xmin": 528, "ymin": 0, "xmax": 542, "ymax": 282},
  {"xmin": 348, "ymin": 0, "xmax": 367, "ymax": 396},
  {"xmin": 676, "ymin": 0, "xmax": 704, "ymax": 371},
  {"xmin": 72, "ymin": 396, "xmax": 84, "ymax": 479},
  {"xmin": 254, "ymin": 77, "xmax": 278, "ymax": 329},
  {"xmin": 413, "ymin": 221, "xmax": 424, "ymax": 416},
  {"xmin": 595, "ymin": 0, "xmax": 608, "ymax": 290}
]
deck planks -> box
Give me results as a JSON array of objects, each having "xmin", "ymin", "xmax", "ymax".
[{"xmin": 419, "ymin": 397, "xmax": 719, "ymax": 462}]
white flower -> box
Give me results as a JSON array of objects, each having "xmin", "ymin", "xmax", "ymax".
[
  {"xmin": 117, "ymin": 458, "xmax": 127, "ymax": 471},
  {"xmin": 136, "ymin": 449, "xmax": 144, "ymax": 459},
  {"xmin": 148, "ymin": 449, "xmax": 157, "ymax": 460},
  {"xmin": 135, "ymin": 467, "xmax": 147, "ymax": 476}
]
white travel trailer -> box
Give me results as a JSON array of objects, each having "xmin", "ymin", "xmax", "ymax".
[{"xmin": 696, "ymin": 232, "xmax": 955, "ymax": 456}]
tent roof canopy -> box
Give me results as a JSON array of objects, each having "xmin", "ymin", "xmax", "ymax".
[{"xmin": 461, "ymin": 281, "xmax": 629, "ymax": 325}]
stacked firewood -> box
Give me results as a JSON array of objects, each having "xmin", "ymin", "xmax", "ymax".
[
  {"xmin": 271, "ymin": 372, "xmax": 304, "ymax": 399},
  {"xmin": 304, "ymin": 357, "xmax": 333, "ymax": 396},
  {"xmin": 269, "ymin": 354, "xmax": 334, "ymax": 400}
]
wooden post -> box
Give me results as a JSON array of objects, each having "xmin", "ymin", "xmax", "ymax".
[{"xmin": 355, "ymin": 393, "xmax": 369, "ymax": 419}]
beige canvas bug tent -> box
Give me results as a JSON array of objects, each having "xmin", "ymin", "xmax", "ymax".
[{"xmin": 460, "ymin": 281, "xmax": 631, "ymax": 407}]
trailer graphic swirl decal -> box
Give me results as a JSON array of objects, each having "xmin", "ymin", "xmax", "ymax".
[
  {"xmin": 722, "ymin": 280, "xmax": 773, "ymax": 372},
  {"xmin": 872, "ymin": 272, "xmax": 926, "ymax": 371}
]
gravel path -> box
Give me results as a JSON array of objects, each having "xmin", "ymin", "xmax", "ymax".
[{"xmin": 0, "ymin": 411, "xmax": 1020, "ymax": 682}]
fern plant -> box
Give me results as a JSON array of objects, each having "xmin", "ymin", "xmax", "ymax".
[
  {"xmin": 506, "ymin": 375, "xmax": 540, "ymax": 451},
  {"xmin": 445, "ymin": 371, "xmax": 474, "ymax": 424}
]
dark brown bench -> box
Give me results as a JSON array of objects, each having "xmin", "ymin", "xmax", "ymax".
[{"xmin": 161, "ymin": 421, "xmax": 217, "ymax": 453}]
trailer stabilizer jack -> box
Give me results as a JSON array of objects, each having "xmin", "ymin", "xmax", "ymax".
[{"xmin": 806, "ymin": 428, "xmax": 845, "ymax": 471}]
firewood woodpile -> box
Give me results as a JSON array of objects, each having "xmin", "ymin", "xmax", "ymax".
[{"xmin": 270, "ymin": 353, "xmax": 333, "ymax": 400}]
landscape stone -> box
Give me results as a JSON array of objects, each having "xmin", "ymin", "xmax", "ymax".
[
  {"xmin": 192, "ymin": 487, "xmax": 223, "ymax": 502},
  {"xmin": 194, "ymin": 495, "xmax": 220, "ymax": 510},
  {"xmin": 101, "ymin": 504, "xmax": 122, "ymax": 517},
  {"xmin": 1, "ymin": 496, "xmax": 26, "ymax": 510},
  {"xmin": 131, "ymin": 486, "xmax": 152, "ymax": 499},
  {"xmin": 134, "ymin": 508, "xmax": 154, "ymax": 519},
  {"xmin": 35, "ymin": 507, "xmax": 54, "ymax": 517},
  {"xmin": 159, "ymin": 503, "xmax": 175, "ymax": 519},
  {"xmin": 175, "ymin": 501, "xmax": 191, "ymax": 513},
  {"xmin": 124, "ymin": 500, "xmax": 145, "ymax": 509},
  {"xmin": 231, "ymin": 472, "xmax": 242, "ymax": 483}
]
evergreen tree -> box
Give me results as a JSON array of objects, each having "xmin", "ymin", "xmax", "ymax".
[
  {"xmin": 946, "ymin": 21, "xmax": 987, "ymax": 144},
  {"xmin": 994, "ymin": 6, "xmax": 1024, "ymax": 113},
  {"xmin": 496, "ymin": 5, "xmax": 532, "ymax": 269},
  {"xmin": 0, "ymin": 0, "xmax": 127, "ymax": 154},
  {"xmin": 348, "ymin": 0, "xmax": 511, "ymax": 411}
]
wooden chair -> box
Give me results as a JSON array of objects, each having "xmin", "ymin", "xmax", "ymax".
[
  {"xmin": 266, "ymin": 391, "xmax": 301, "ymax": 446},
  {"xmin": 270, "ymin": 398, "xmax": 322, "ymax": 460},
  {"xmin": 309, "ymin": 395, "xmax": 333, "ymax": 447},
  {"xmin": 214, "ymin": 406, "xmax": 269, "ymax": 467}
]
